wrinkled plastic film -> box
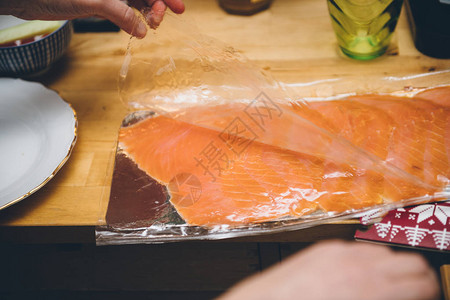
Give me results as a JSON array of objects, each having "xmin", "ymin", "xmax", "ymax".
[
  {"xmin": 118, "ymin": 14, "xmax": 446, "ymax": 188},
  {"xmin": 119, "ymin": 14, "xmax": 277, "ymax": 112},
  {"xmin": 100, "ymin": 14, "xmax": 450, "ymax": 244},
  {"xmin": 123, "ymin": 15, "xmax": 443, "ymax": 183}
]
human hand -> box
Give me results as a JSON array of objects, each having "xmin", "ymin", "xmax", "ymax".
[
  {"xmin": 219, "ymin": 240, "xmax": 440, "ymax": 300},
  {"xmin": 0, "ymin": 0, "xmax": 185, "ymax": 38}
]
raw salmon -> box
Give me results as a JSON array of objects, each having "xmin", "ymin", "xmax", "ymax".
[
  {"xmin": 416, "ymin": 86, "xmax": 450, "ymax": 107},
  {"xmin": 304, "ymin": 95, "xmax": 449, "ymax": 186},
  {"xmin": 301, "ymin": 94, "xmax": 449, "ymax": 205},
  {"xmin": 416, "ymin": 86, "xmax": 450, "ymax": 168},
  {"xmin": 118, "ymin": 87, "xmax": 449, "ymax": 226}
]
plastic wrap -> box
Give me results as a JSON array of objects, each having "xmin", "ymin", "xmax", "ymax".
[{"xmin": 96, "ymin": 14, "xmax": 450, "ymax": 245}]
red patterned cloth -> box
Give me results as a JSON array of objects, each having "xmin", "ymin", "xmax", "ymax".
[{"xmin": 355, "ymin": 201, "xmax": 450, "ymax": 251}]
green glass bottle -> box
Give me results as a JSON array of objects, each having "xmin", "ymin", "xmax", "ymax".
[{"xmin": 327, "ymin": 0, "xmax": 404, "ymax": 60}]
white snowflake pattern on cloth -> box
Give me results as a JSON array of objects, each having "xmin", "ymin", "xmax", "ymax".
[
  {"xmin": 356, "ymin": 202, "xmax": 450, "ymax": 251},
  {"xmin": 375, "ymin": 221, "xmax": 391, "ymax": 238},
  {"xmin": 390, "ymin": 225, "xmax": 402, "ymax": 241},
  {"xmin": 404, "ymin": 225, "xmax": 428, "ymax": 247},
  {"xmin": 434, "ymin": 205, "xmax": 450, "ymax": 225},
  {"xmin": 431, "ymin": 228, "xmax": 450, "ymax": 250},
  {"xmin": 409, "ymin": 205, "xmax": 434, "ymax": 223}
]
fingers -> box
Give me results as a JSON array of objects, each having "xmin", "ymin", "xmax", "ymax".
[
  {"xmin": 289, "ymin": 241, "xmax": 440, "ymax": 300},
  {"xmin": 147, "ymin": 0, "xmax": 167, "ymax": 29},
  {"xmin": 382, "ymin": 252, "xmax": 434, "ymax": 278},
  {"xmin": 93, "ymin": 0, "xmax": 147, "ymax": 38},
  {"xmin": 367, "ymin": 251, "xmax": 440, "ymax": 300},
  {"xmin": 130, "ymin": 0, "xmax": 185, "ymax": 31},
  {"xmin": 382, "ymin": 274, "xmax": 440, "ymax": 300},
  {"xmin": 1, "ymin": 0, "xmax": 184, "ymax": 38},
  {"xmin": 219, "ymin": 240, "xmax": 441, "ymax": 300},
  {"xmin": 160, "ymin": 0, "xmax": 185, "ymax": 14},
  {"xmin": 140, "ymin": 0, "xmax": 185, "ymax": 14},
  {"xmin": 93, "ymin": 0, "xmax": 185, "ymax": 37}
]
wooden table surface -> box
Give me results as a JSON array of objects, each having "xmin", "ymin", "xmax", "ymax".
[{"xmin": 0, "ymin": 0, "xmax": 449, "ymax": 243}]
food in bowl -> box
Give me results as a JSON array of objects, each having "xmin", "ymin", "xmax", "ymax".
[
  {"xmin": 0, "ymin": 20, "xmax": 63, "ymax": 47},
  {"xmin": 0, "ymin": 16, "xmax": 72, "ymax": 76}
]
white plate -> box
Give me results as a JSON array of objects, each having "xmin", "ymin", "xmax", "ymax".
[{"xmin": 0, "ymin": 78, "xmax": 77, "ymax": 210}]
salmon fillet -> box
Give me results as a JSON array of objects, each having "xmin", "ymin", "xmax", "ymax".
[
  {"xmin": 118, "ymin": 87, "xmax": 449, "ymax": 226},
  {"xmin": 416, "ymin": 86, "xmax": 450, "ymax": 166},
  {"xmin": 416, "ymin": 86, "xmax": 450, "ymax": 107}
]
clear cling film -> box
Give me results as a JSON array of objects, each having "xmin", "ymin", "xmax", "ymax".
[{"xmin": 97, "ymin": 14, "xmax": 450, "ymax": 245}]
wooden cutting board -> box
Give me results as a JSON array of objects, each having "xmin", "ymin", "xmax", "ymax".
[{"xmin": 0, "ymin": 0, "xmax": 448, "ymax": 233}]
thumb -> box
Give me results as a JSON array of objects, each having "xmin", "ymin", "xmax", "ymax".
[{"xmin": 93, "ymin": 0, "xmax": 147, "ymax": 38}]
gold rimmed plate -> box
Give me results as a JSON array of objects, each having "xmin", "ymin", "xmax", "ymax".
[{"xmin": 0, "ymin": 78, "xmax": 77, "ymax": 210}]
